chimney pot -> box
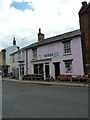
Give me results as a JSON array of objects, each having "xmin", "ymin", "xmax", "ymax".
[
  {"xmin": 39, "ymin": 28, "xmax": 41, "ymax": 33},
  {"xmin": 82, "ymin": 1, "xmax": 87, "ymax": 6},
  {"xmin": 13, "ymin": 37, "xmax": 16, "ymax": 46}
]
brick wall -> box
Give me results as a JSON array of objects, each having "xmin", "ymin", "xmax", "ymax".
[{"xmin": 79, "ymin": 2, "xmax": 90, "ymax": 75}]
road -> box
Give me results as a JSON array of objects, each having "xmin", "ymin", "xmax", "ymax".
[{"xmin": 2, "ymin": 80, "xmax": 88, "ymax": 118}]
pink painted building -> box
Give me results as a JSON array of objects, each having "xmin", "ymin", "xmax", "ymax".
[{"xmin": 25, "ymin": 29, "xmax": 84, "ymax": 80}]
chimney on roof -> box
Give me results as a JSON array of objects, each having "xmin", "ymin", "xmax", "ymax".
[
  {"xmin": 13, "ymin": 37, "xmax": 16, "ymax": 46},
  {"xmin": 82, "ymin": 1, "xmax": 87, "ymax": 6},
  {"xmin": 38, "ymin": 28, "xmax": 44, "ymax": 41}
]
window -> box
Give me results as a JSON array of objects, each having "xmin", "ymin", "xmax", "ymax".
[
  {"xmin": 20, "ymin": 65, "xmax": 24, "ymax": 76},
  {"xmin": 33, "ymin": 64, "xmax": 43, "ymax": 74},
  {"xmin": 39, "ymin": 64, "xmax": 43, "ymax": 74},
  {"xmin": 12, "ymin": 55, "xmax": 15, "ymax": 63},
  {"xmin": 17, "ymin": 52, "xmax": 21, "ymax": 61},
  {"xmin": 22, "ymin": 51, "xmax": 24, "ymax": 61},
  {"xmin": 33, "ymin": 64, "xmax": 38, "ymax": 74},
  {"xmin": 64, "ymin": 41, "xmax": 71, "ymax": 54},
  {"xmin": 32, "ymin": 49, "xmax": 37, "ymax": 59},
  {"xmin": 64, "ymin": 60, "xmax": 72, "ymax": 74},
  {"xmin": 17, "ymin": 51, "xmax": 24, "ymax": 61}
]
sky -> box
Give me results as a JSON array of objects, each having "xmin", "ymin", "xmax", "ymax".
[{"xmin": 0, "ymin": 0, "xmax": 90, "ymax": 50}]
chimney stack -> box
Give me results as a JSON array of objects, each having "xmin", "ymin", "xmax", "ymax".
[
  {"xmin": 82, "ymin": 1, "xmax": 87, "ymax": 6},
  {"xmin": 38, "ymin": 28, "xmax": 44, "ymax": 41},
  {"xmin": 13, "ymin": 37, "xmax": 16, "ymax": 46},
  {"xmin": 39, "ymin": 28, "xmax": 41, "ymax": 33}
]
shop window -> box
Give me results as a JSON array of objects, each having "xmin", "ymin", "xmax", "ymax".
[
  {"xmin": 64, "ymin": 41, "xmax": 71, "ymax": 54},
  {"xmin": 33, "ymin": 64, "xmax": 38, "ymax": 74},
  {"xmin": 33, "ymin": 64, "xmax": 43, "ymax": 74},
  {"xmin": 39, "ymin": 64, "xmax": 43, "ymax": 74},
  {"xmin": 32, "ymin": 49, "xmax": 37, "ymax": 60},
  {"xmin": 64, "ymin": 60, "xmax": 72, "ymax": 74},
  {"xmin": 20, "ymin": 65, "xmax": 24, "ymax": 76}
]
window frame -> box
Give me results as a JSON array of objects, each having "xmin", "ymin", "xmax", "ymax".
[
  {"xmin": 20, "ymin": 65, "xmax": 24, "ymax": 76},
  {"xmin": 63, "ymin": 41, "xmax": 71, "ymax": 55},
  {"xmin": 32, "ymin": 48, "xmax": 37, "ymax": 60},
  {"xmin": 64, "ymin": 60, "xmax": 73, "ymax": 74}
]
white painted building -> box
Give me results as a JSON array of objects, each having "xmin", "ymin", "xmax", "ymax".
[
  {"xmin": 5, "ymin": 37, "xmax": 19, "ymax": 75},
  {"xmin": 10, "ymin": 48, "xmax": 26, "ymax": 79}
]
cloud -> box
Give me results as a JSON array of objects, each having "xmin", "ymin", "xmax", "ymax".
[
  {"xmin": 10, "ymin": 1, "xmax": 34, "ymax": 11},
  {"xmin": 0, "ymin": 0, "xmax": 90, "ymax": 50}
]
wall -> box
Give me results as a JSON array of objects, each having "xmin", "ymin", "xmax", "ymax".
[
  {"xmin": 27, "ymin": 49, "xmax": 32, "ymax": 74},
  {"xmin": 10, "ymin": 52, "xmax": 19, "ymax": 77},
  {"xmin": 79, "ymin": 2, "xmax": 90, "ymax": 75},
  {"xmin": 10, "ymin": 50, "xmax": 26, "ymax": 79},
  {"xmin": 6, "ymin": 45, "xmax": 18, "ymax": 68},
  {"xmin": 27, "ymin": 36, "xmax": 84, "ymax": 78}
]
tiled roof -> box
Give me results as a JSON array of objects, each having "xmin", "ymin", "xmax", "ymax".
[
  {"xmin": 25, "ymin": 29, "xmax": 81, "ymax": 50},
  {"xmin": 10, "ymin": 48, "xmax": 25, "ymax": 55},
  {"xmin": 10, "ymin": 29, "xmax": 81, "ymax": 55}
]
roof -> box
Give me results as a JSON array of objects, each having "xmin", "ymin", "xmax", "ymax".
[
  {"xmin": 25, "ymin": 29, "xmax": 81, "ymax": 50},
  {"xmin": 10, "ymin": 48, "xmax": 25, "ymax": 55},
  {"xmin": 10, "ymin": 29, "xmax": 81, "ymax": 55}
]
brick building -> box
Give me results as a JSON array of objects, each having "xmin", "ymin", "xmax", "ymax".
[{"xmin": 79, "ymin": 1, "xmax": 90, "ymax": 75}]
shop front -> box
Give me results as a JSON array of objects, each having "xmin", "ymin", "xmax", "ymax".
[{"xmin": 31, "ymin": 59, "xmax": 51, "ymax": 80}]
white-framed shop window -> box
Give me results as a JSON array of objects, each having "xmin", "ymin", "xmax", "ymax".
[{"xmin": 64, "ymin": 60, "xmax": 72, "ymax": 74}]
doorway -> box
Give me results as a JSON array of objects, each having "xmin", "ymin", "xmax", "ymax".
[
  {"xmin": 54, "ymin": 62, "xmax": 60, "ymax": 80},
  {"xmin": 45, "ymin": 64, "xmax": 50, "ymax": 79}
]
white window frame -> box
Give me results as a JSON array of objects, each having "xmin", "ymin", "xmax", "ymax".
[
  {"xmin": 64, "ymin": 60, "xmax": 72, "ymax": 74},
  {"xmin": 17, "ymin": 52, "xmax": 21, "ymax": 61},
  {"xmin": 64, "ymin": 41, "xmax": 71, "ymax": 54},
  {"xmin": 32, "ymin": 49, "xmax": 37, "ymax": 60}
]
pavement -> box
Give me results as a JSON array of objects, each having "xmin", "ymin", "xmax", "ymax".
[{"xmin": 2, "ymin": 77, "xmax": 89, "ymax": 87}]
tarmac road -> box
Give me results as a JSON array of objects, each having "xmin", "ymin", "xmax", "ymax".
[{"xmin": 2, "ymin": 80, "xmax": 88, "ymax": 118}]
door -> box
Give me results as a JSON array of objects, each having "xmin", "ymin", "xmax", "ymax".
[
  {"xmin": 45, "ymin": 64, "xmax": 50, "ymax": 79},
  {"xmin": 54, "ymin": 62, "xmax": 60, "ymax": 80},
  {"xmin": 16, "ymin": 68, "xmax": 19, "ymax": 78}
]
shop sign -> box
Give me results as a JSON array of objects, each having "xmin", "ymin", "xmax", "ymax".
[{"xmin": 44, "ymin": 52, "xmax": 59, "ymax": 58}]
